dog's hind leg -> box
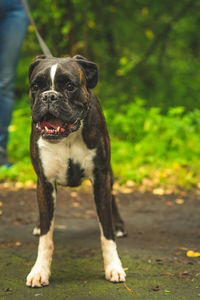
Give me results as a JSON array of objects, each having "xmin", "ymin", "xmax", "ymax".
[
  {"xmin": 110, "ymin": 169, "xmax": 127, "ymax": 237},
  {"xmin": 33, "ymin": 219, "xmax": 40, "ymax": 236},
  {"xmin": 112, "ymin": 194, "xmax": 127, "ymax": 238},
  {"xmin": 26, "ymin": 178, "xmax": 56, "ymax": 288}
]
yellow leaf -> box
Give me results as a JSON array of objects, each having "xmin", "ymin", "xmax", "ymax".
[
  {"xmin": 186, "ymin": 250, "xmax": 200, "ymax": 257},
  {"xmin": 116, "ymin": 69, "xmax": 124, "ymax": 77},
  {"xmin": 153, "ymin": 188, "xmax": 164, "ymax": 195},
  {"xmin": 172, "ymin": 162, "xmax": 180, "ymax": 169},
  {"xmin": 8, "ymin": 125, "xmax": 17, "ymax": 132},
  {"xmin": 54, "ymin": 224, "xmax": 67, "ymax": 230},
  {"xmin": 15, "ymin": 182, "xmax": 24, "ymax": 189},
  {"xmin": 83, "ymin": 179, "xmax": 92, "ymax": 187},
  {"xmin": 145, "ymin": 29, "xmax": 154, "ymax": 39},
  {"xmin": 141, "ymin": 7, "xmax": 149, "ymax": 16},
  {"xmin": 120, "ymin": 188, "xmax": 133, "ymax": 194},
  {"xmin": 175, "ymin": 198, "xmax": 184, "ymax": 205},
  {"xmin": 25, "ymin": 180, "xmax": 35, "ymax": 188},
  {"xmin": 123, "ymin": 283, "xmax": 135, "ymax": 294},
  {"xmin": 120, "ymin": 57, "xmax": 128, "ymax": 65},
  {"xmin": 126, "ymin": 180, "xmax": 136, "ymax": 188},
  {"xmin": 88, "ymin": 21, "xmax": 95, "ymax": 29},
  {"xmin": 70, "ymin": 192, "xmax": 78, "ymax": 197},
  {"xmin": 28, "ymin": 25, "xmax": 35, "ymax": 32}
]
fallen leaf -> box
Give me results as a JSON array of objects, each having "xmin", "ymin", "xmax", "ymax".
[
  {"xmin": 112, "ymin": 190, "xmax": 117, "ymax": 195},
  {"xmin": 126, "ymin": 180, "xmax": 136, "ymax": 188},
  {"xmin": 86, "ymin": 210, "xmax": 96, "ymax": 216},
  {"xmin": 15, "ymin": 182, "xmax": 24, "ymax": 189},
  {"xmin": 166, "ymin": 201, "xmax": 173, "ymax": 206},
  {"xmin": 182, "ymin": 270, "xmax": 189, "ymax": 276},
  {"xmin": 142, "ymin": 178, "xmax": 153, "ymax": 187},
  {"xmin": 180, "ymin": 191, "xmax": 187, "ymax": 196},
  {"xmin": 0, "ymin": 202, "xmax": 3, "ymax": 207},
  {"xmin": 0, "ymin": 210, "xmax": 3, "ymax": 215},
  {"xmin": 175, "ymin": 198, "xmax": 184, "ymax": 205},
  {"xmin": 113, "ymin": 183, "xmax": 121, "ymax": 190},
  {"xmin": 54, "ymin": 224, "xmax": 67, "ymax": 230},
  {"xmin": 25, "ymin": 180, "xmax": 35, "ymax": 188},
  {"xmin": 83, "ymin": 179, "xmax": 92, "ymax": 187},
  {"xmin": 153, "ymin": 285, "xmax": 160, "ymax": 291},
  {"xmin": 176, "ymin": 247, "xmax": 189, "ymax": 251},
  {"xmin": 15, "ymin": 241, "xmax": 21, "ymax": 247},
  {"xmin": 73, "ymin": 202, "xmax": 80, "ymax": 207},
  {"xmin": 153, "ymin": 188, "xmax": 164, "ymax": 195},
  {"xmin": 123, "ymin": 283, "xmax": 135, "ymax": 294},
  {"xmin": 120, "ymin": 188, "xmax": 133, "ymax": 194},
  {"xmin": 71, "ymin": 192, "xmax": 78, "ymax": 197},
  {"xmin": 165, "ymin": 189, "xmax": 173, "ymax": 195},
  {"xmin": 186, "ymin": 250, "xmax": 200, "ymax": 258}
]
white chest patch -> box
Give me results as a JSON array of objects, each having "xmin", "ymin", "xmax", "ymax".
[{"xmin": 37, "ymin": 127, "xmax": 96, "ymax": 185}]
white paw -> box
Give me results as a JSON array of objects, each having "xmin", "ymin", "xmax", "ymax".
[
  {"xmin": 105, "ymin": 264, "xmax": 126, "ymax": 282},
  {"xmin": 26, "ymin": 268, "xmax": 50, "ymax": 287},
  {"xmin": 33, "ymin": 226, "xmax": 41, "ymax": 236}
]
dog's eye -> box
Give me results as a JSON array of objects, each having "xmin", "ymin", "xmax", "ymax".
[
  {"xmin": 31, "ymin": 83, "xmax": 39, "ymax": 92},
  {"xmin": 65, "ymin": 82, "xmax": 74, "ymax": 92}
]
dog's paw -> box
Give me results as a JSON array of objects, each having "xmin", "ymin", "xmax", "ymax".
[
  {"xmin": 105, "ymin": 264, "xmax": 126, "ymax": 282},
  {"xmin": 26, "ymin": 268, "xmax": 50, "ymax": 287},
  {"xmin": 114, "ymin": 224, "xmax": 127, "ymax": 238},
  {"xmin": 33, "ymin": 226, "xmax": 41, "ymax": 236}
]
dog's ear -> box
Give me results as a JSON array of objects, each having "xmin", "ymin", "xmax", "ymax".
[
  {"xmin": 29, "ymin": 55, "xmax": 47, "ymax": 80},
  {"xmin": 73, "ymin": 55, "xmax": 98, "ymax": 89}
]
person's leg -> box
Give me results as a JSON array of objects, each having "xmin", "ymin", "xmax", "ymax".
[{"xmin": 0, "ymin": 0, "xmax": 28, "ymax": 165}]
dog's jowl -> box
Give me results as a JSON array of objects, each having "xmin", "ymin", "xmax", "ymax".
[{"xmin": 26, "ymin": 55, "xmax": 126, "ymax": 287}]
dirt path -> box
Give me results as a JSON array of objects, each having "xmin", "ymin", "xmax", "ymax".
[{"xmin": 0, "ymin": 185, "xmax": 200, "ymax": 299}]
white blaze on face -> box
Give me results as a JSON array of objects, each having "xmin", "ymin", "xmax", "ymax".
[{"xmin": 50, "ymin": 64, "xmax": 58, "ymax": 90}]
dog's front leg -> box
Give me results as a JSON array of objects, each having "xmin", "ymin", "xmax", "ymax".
[
  {"xmin": 26, "ymin": 178, "xmax": 56, "ymax": 287},
  {"xmin": 93, "ymin": 169, "xmax": 126, "ymax": 282}
]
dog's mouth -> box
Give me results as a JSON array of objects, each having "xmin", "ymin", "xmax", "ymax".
[{"xmin": 35, "ymin": 113, "xmax": 81, "ymax": 139}]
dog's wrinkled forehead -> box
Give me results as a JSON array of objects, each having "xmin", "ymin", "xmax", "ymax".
[
  {"xmin": 30, "ymin": 58, "xmax": 82, "ymax": 85},
  {"xmin": 29, "ymin": 55, "xmax": 98, "ymax": 89}
]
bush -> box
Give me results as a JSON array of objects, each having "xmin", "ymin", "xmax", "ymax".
[{"xmin": 0, "ymin": 97, "xmax": 200, "ymax": 189}]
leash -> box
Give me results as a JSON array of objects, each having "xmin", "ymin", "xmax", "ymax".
[{"xmin": 21, "ymin": 0, "xmax": 53, "ymax": 57}]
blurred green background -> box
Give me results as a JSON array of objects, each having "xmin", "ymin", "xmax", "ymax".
[{"xmin": 1, "ymin": 0, "xmax": 200, "ymax": 190}]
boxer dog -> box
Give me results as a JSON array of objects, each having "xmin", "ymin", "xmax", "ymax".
[{"xmin": 26, "ymin": 55, "xmax": 126, "ymax": 287}]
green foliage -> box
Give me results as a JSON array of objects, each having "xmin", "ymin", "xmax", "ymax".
[
  {"xmin": 2, "ymin": 0, "xmax": 200, "ymax": 188},
  {"xmin": 16, "ymin": 0, "xmax": 200, "ymax": 112},
  {"xmin": 1, "ymin": 98, "xmax": 200, "ymax": 189},
  {"xmin": 0, "ymin": 99, "xmax": 36, "ymax": 183},
  {"xmin": 104, "ymin": 98, "xmax": 200, "ymax": 187}
]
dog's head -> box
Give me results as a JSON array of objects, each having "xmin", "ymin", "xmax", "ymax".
[{"xmin": 29, "ymin": 55, "xmax": 98, "ymax": 140}]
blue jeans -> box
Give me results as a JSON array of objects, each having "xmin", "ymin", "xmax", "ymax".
[{"xmin": 0, "ymin": 0, "xmax": 29, "ymax": 149}]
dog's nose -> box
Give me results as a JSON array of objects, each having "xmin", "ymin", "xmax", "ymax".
[{"xmin": 41, "ymin": 91, "xmax": 58, "ymax": 102}]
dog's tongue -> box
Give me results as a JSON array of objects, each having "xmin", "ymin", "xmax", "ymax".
[{"xmin": 40, "ymin": 119, "xmax": 65, "ymax": 129}]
